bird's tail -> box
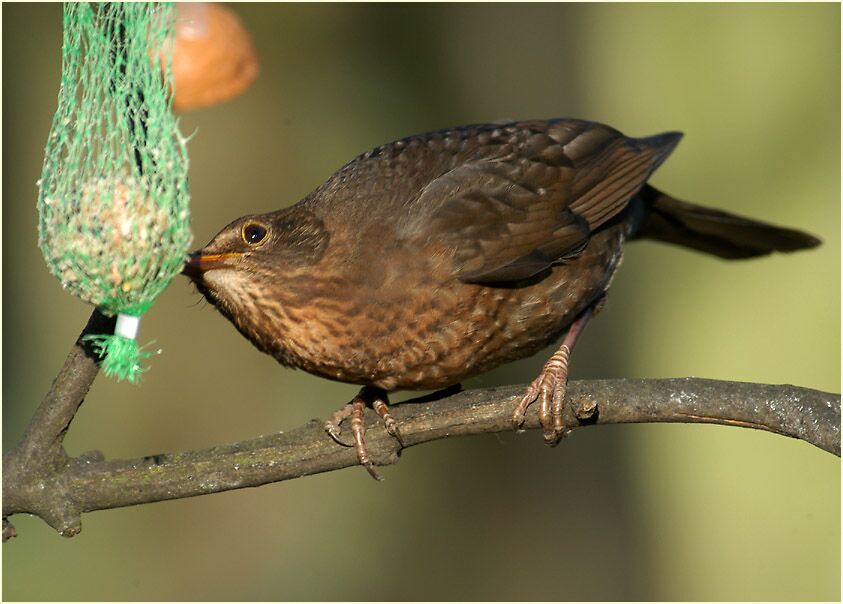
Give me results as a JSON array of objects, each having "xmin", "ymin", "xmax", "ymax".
[{"xmin": 632, "ymin": 184, "xmax": 821, "ymax": 259}]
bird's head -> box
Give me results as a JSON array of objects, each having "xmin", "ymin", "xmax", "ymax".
[{"xmin": 182, "ymin": 206, "xmax": 329, "ymax": 296}]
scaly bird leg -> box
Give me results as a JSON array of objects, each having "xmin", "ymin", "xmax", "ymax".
[
  {"xmin": 372, "ymin": 398, "xmax": 404, "ymax": 446},
  {"xmin": 324, "ymin": 386, "xmax": 402, "ymax": 480},
  {"xmin": 350, "ymin": 396, "xmax": 380, "ymax": 480},
  {"xmin": 512, "ymin": 304, "xmax": 596, "ymax": 445}
]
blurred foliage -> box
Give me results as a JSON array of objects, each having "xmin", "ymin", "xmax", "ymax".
[{"xmin": 2, "ymin": 3, "xmax": 839, "ymax": 601}]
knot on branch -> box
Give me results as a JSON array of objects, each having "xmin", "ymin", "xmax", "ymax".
[{"xmin": 3, "ymin": 447, "xmax": 84, "ymax": 538}]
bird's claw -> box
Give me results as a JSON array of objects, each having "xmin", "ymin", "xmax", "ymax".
[
  {"xmin": 373, "ymin": 399, "xmax": 404, "ymax": 447},
  {"xmin": 511, "ymin": 305, "xmax": 596, "ymax": 444},
  {"xmin": 324, "ymin": 404, "xmax": 356, "ymax": 447},
  {"xmin": 324, "ymin": 387, "xmax": 402, "ymax": 480},
  {"xmin": 512, "ymin": 344, "xmax": 571, "ymax": 445}
]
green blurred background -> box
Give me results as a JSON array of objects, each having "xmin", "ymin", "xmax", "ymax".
[{"xmin": 3, "ymin": 3, "xmax": 839, "ymax": 601}]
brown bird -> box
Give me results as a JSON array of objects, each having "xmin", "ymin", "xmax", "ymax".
[{"xmin": 183, "ymin": 118, "xmax": 820, "ymax": 478}]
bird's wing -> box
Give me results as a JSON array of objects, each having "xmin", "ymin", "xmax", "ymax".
[{"xmin": 407, "ymin": 121, "xmax": 682, "ymax": 283}]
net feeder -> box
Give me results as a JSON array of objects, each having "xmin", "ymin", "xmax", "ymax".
[{"xmin": 37, "ymin": 3, "xmax": 192, "ymax": 383}]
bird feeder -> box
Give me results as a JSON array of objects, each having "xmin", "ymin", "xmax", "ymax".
[{"xmin": 38, "ymin": 2, "xmax": 191, "ymax": 382}]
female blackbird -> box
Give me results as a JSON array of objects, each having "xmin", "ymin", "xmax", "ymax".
[{"xmin": 183, "ymin": 118, "xmax": 820, "ymax": 478}]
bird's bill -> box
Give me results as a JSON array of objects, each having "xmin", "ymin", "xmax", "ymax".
[{"xmin": 182, "ymin": 252, "xmax": 240, "ymax": 278}]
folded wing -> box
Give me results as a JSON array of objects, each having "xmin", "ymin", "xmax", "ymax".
[{"xmin": 408, "ymin": 120, "xmax": 682, "ymax": 283}]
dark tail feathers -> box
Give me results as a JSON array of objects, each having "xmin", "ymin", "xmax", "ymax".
[{"xmin": 633, "ymin": 185, "xmax": 821, "ymax": 259}]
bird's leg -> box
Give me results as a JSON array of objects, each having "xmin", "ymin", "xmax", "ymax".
[
  {"xmin": 372, "ymin": 398, "xmax": 404, "ymax": 446},
  {"xmin": 325, "ymin": 386, "xmax": 402, "ymax": 480},
  {"xmin": 349, "ymin": 395, "xmax": 381, "ymax": 480},
  {"xmin": 513, "ymin": 303, "xmax": 596, "ymax": 445}
]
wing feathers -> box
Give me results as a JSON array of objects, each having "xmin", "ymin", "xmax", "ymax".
[{"xmin": 404, "ymin": 120, "xmax": 681, "ymax": 284}]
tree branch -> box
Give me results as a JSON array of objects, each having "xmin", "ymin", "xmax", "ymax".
[
  {"xmin": 13, "ymin": 311, "xmax": 113, "ymax": 467},
  {"xmin": 3, "ymin": 312, "xmax": 840, "ymax": 540},
  {"xmin": 3, "ymin": 310, "xmax": 113, "ymax": 537}
]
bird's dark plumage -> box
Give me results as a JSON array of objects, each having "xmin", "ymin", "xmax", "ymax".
[{"xmin": 184, "ymin": 118, "xmax": 820, "ymax": 468}]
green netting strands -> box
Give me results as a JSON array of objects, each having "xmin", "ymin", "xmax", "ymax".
[{"xmin": 38, "ymin": 2, "xmax": 191, "ymax": 383}]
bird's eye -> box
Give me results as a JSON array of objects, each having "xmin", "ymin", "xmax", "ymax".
[{"xmin": 242, "ymin": 223, "xmax": 268, "ymax": 246}]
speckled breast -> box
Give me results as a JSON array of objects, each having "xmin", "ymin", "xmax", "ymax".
[{"xmin": 237, "ymin": 220, "xmax": 628, "ymax": 392}]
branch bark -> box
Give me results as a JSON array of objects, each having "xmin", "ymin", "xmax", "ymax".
[
  {"xmin": 3, "ymin": 311, "xmax": 840, "ymax": 540},
  {"xmin": 3, "ymin": 310, "xmax": 114, "ymax": 537}
]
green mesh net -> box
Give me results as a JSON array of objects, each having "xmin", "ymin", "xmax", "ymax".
[{"xmin": 38, "ymin": 2, "xmax": 191, "ymax": 383}]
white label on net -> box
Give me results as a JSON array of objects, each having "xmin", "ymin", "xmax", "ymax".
[{"xmin": 115, "ymin": 313, "xmax": 141, "ymax": 340}]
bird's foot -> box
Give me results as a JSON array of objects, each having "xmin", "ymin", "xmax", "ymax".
[
  {"xmin": 325, "ymin": 404, "xmax": 356, "ymax": 447},
  {"xmin": 324, "ymin": 386, "xmax": 402, "ymax": 480},
  {"xmin": 513, "ymin": 344, "xmax": 571, "ymax": 445},
  {"xmin": 512, "ymin": 304, "xmax": 597, "ymax": 445}
]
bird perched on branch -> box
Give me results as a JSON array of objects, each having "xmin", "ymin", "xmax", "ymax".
[{"xmin": 183, "ymin": 118, "xmax": 820, "ymax": 478}]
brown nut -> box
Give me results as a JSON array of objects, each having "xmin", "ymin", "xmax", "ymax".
[{"xmin": 170, "ymin": 3, "xmax": 259, "ymax": 111}]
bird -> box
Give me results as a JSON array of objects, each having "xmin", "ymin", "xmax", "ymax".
[{"xmin": 183, "ymin": 117, "xmax": 820, "ymax": 479}]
